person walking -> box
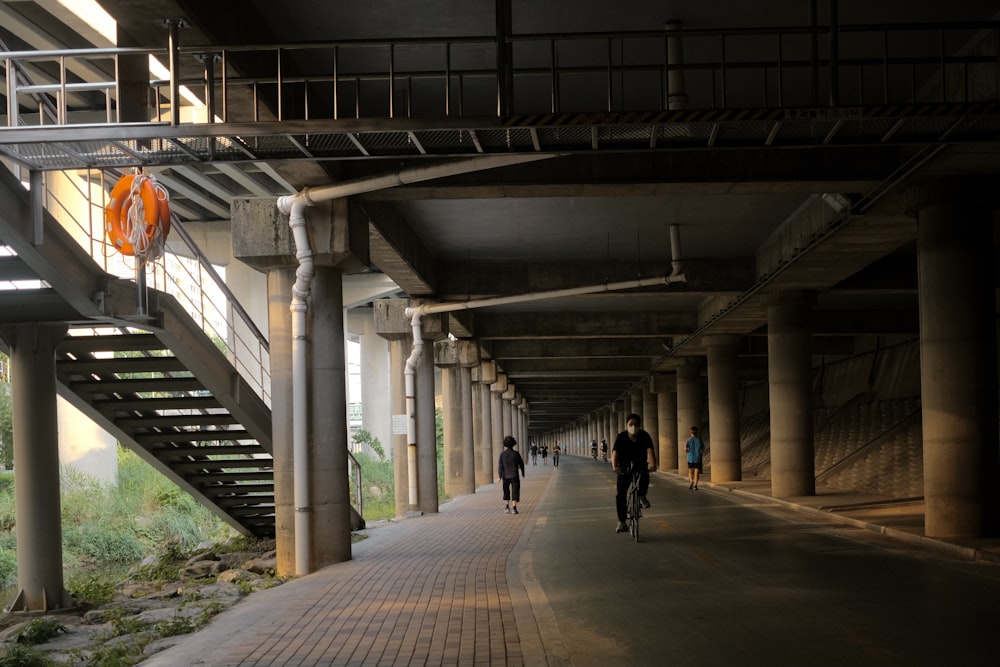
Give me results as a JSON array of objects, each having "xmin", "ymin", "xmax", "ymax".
[
  {"xmin": 498, "ymin": 435, "xmax": 526, "ymax": 514},
  {"xmin": 552, "ymin": 442, "xmax": 561, "ymax": 467},
  {"xmin": 685, "ymin": 426, "xmax": 705, "ymax": 490},
  {"xmin": 530, "ymin": 442, "xmax": 538, "ymax": 466},
  {"xmin": 611, "ymin": 413, "xmax": 657, "ymax": 533},
  {"xmin": 541, "ymin": 444, "xmax": 549, "ymax": 465}
]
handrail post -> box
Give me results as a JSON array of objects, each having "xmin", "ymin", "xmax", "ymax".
[{"xmin": 164, "ymin": 18, "xmax": 184, "ymax": 126}]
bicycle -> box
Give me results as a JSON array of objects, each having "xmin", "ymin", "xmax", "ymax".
[{"xmin": 625, "ymin": 469, "xmax": 643, "ymax": 542}]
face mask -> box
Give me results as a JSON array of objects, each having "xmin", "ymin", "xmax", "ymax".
[{"xmin": 627, "ymin": 424, "xmax": 637, "ymax": 435}]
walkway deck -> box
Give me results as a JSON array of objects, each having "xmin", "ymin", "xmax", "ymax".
[{"xmin": 139, "ymin": 456, "xmax": 1000, "ymax": 667}]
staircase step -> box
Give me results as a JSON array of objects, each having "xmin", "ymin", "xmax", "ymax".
[
  {"xmin": 152, "ymin": 444, "xmax": 266, "ymax": 458},
  {"xmin": 59, "ymin": 333, "xmax": 168, "ymax": 355},
  {"xmin": 94, "ymin": 396, "xmax": 223, "ymax": 413},
  {"xmin": 58, "ymin": 356, "xmax": 187, "ymax": 374},
  {"xmin": 189, "ymin": 471, "xmax": 274, "ymax": 483},
  {"xmin": 170, "ymin": 458, "xmax": 273, "ymax": 473},
  {"xmin": 116, "ymin": 413, "xmax": 239, "ymax": 428},
  {"xmin": 135, "ymin": 429, "xmax": 253, "ymax": 446},
  {"xmin": 201, "ymin": 484, "xmax": 275, "ymax": 496},
  {"xmin": 67, "ymin": 377, "xmax": 206, "ymax": 395}
]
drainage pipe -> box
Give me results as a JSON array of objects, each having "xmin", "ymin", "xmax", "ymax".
[{"xmin": 275, "ymin": 153, "xmax": 555, "ymax": 573}]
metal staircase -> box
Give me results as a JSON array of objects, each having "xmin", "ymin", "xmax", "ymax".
[{"xmin": 55, "ymin": 328, "xmax": 275, "ymax": 538}]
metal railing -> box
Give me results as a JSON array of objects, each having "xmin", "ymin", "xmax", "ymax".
[
  {"xmin": 2, "ymin": 20, "xmax": 998, "ymax": 131},
  {"xmin": 35, "ymin": 167, "xmax": 271, "ymax": 406}
]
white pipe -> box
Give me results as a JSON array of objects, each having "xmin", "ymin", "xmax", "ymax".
[
  {"xmin": 409, "ymin": 271, "xmax": 687, "ymax": 317},
  {"xmin": 275, "ymin": 153, "xmax": 554, "ymax": 566},
  {"xmin": 669, "ymin": 223, "xmax": 684, "ymax": 278},
  {"xmin": 278, "ymin": 195, "xmax": 314, "ymax": 577},
  {"xmin": 403, "ymin": 312, "xmax": 423, "ymax": 508}
]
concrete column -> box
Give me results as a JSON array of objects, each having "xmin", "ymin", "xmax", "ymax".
[
  {"xmin": 475, "ymin": 361, "xmax": 497, "ymax": 487},
  {"xmin": 706, "ymin": 334, "xmax": 742, "ymax": 483},
  {"xmin": 615, "ymin": 400, "xmax": 626, "ymax": 437},
  {"xmin": 359, "ymin": 311, "xmax": 392, "ymax": 456},
  {"xmin": 375, "ymin": 300, "xmax": 446, "ymax": 516},
  {"xmin": 642, "ymin": 385, "xmax": 658, "ymax": 464},
  {"xmin": 233, "ymin": 195, "xmax": 368, "ymax": 571},
  {"xmin": 490, "ymin": 390, "xmax": 504, "ymax": 473},
  {"xmin": 909, "ymin": 180, "xmax": 1000, "ymax": 538},
  {"xmin": 388, "ymin": 338, "xmax": 410, "ymax": 517},
  {"xmin": 471, "ymin": 380, "xmax": 486, "ymax": 487},
  {"xmin": 266, "ymin": 268, "xmax": 295, "ymax": 575},
  {"xmin": 652, "ymin": 374, "xmax": 678, "ymax": 471},
  {"xmin": 416, "ymin": 343, "xmax": 438, "ymax": 514},
  {"xmin": 676, "ymin": 357, "xmax": 704, "ymax": 474},
  {"xmin": 435, "ymin": 339, "xmax": 478, "ymax": 499},
  {"xmin": 4, "ymin": 323, "xmax": 72, "ymax": 612},
  {"xmin": 309, "ymin": 268, "xmax": 351, "ymax": 565},
  {"xmin": 767, "ymin": 291, "xmax": 816, "ymax": 498}
]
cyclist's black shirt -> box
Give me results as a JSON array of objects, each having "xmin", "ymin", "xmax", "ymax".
[{"xmin": 611, "ymin": 429, "xmax": 655, "ymax": 472}]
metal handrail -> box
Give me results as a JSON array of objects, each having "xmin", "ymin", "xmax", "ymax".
[
  {"xmin": 1, "ymin": 20, "xmax": 998, "ymax": 130},
  {"xmin": 35, "ymin": 167, "xmax": 271, "ymax": 406}
]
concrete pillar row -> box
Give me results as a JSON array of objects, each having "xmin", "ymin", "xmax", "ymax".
[
  {"xmin": 766, "ymin": 291, "xmax": 816, "ymax": 498},
  {"xmin": 651, "ymin": 374, "xmax": 678, "ymax": 471},
  {"xmin": 907, "ymin": 179, "xmax": 1000, "ymax": 538},
  {"xmin": 675, "ymin": 356, "xmax": 704, "ymax": 475},
  {"xmin": 705, "ymin": 334, "xmax": 743, "ymax": 483}
]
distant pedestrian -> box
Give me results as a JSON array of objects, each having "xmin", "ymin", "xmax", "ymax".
[
  {"xmin": 541, "ymin": 444, "xmax": 548, "ymax": 465},
  {"xmin": 685, "ymin": 426, "xmax": 705, "ymax": 490},
  {"xmin": 530, "ymin": 442, "xmax": 538, "ymax": 466},
  {"xmin": 553, "ymin": 443, "xmax": 561, "ymax": 467},
  {"xmin": 498, "ymin": 436, "xmax": 526, "ymax": 514}
]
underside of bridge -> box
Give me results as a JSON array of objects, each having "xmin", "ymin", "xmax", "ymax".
[{"xmin": 1, "ymin": 0, "xmax": 999, "ymax": 589}]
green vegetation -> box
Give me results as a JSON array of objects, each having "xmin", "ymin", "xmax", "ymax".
[{"xmin": 0, "ymin": 446, "xmax": 234, "ymax": 594}]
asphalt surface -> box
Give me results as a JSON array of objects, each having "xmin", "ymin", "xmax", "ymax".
[{"xmin": 139, "ymin": 455, "xmax": 1000, "ymax": 666}]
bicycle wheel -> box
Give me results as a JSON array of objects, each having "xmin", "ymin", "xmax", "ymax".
[{"xmin": 628, "ymin": 483, "xmax": 640, "ymax": 542}]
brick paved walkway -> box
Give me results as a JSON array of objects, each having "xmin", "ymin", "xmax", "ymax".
[{"xmin": 141, "ymin": 464, "xmax": 561, "ymax": 667}]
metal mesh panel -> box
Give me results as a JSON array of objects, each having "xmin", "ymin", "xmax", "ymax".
[
  {"xmin": 597, "ymin": 124, "xmax": 652, "ymax": 148},
  {"xmin": 285, "ymin": 133, "xmax": 358, "ymax": 156},
  {"xmin": 356, "ymin": 131, "xmax": 421, "ymax": 156},
  {"xmin": 414, "ymin": 129, "xmax": 485, "ymax": 154},
  {"xmin": 536, "ymin": 126, "xmax": 592, "ymax": 149},
  {"xmin": 656, "ymin": 123, "xmax": 713, "ymax": 144},
  {"xmin": 477, "ymin": 128, "xmax": 534, "ymax": 151},
  {"xmin": 716, "ymin": 121, "xmax": 771, "ymax": 145},
  {"xmin": 834, "ymin": 118, "xmax": 902, "ymax": 143}
]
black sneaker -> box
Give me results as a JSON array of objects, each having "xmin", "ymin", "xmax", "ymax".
[
  {"xmin": 640, "ymin": 496, "xmax": 651, "ymax": 509},
  {"xmin": 615, "ymin": 521, "xmax": 627, "ymax": 533},
  {"xmin": 513, "ymin": 507, "xmax": 519, "ymax": 514}
]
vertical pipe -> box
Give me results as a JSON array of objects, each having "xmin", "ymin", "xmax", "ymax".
[
  {"xmin": 829, "ymin": 0, "xmax": 840, "ymax": 107},
  {"xmin": 389, "ymin": 44, "xmax": 395, "ymax": 119},
  {"xmin": 332, "ymin": 46, "xmax": 339, "ymax": 120},
  {"xmin": 277, "ymin": 48, "xmax": 284, "ymax": 121},
  {"xmin": 445, "ymin": 42, "xmax": 451, "ymax": 116},
  {"xmin": 666, "ymin": 21, "xmax": 687, "ymax": 110},
  {"xmin": 166, "ymin": 19, "xmax": 181, "ymax": 126},
  {"xmin": 496, "ymin": 0, "xmax": 513, "ymax": 117},
  {"xmin": 221, "ymin": 50, "xmax": 229, "ymax": 122}
]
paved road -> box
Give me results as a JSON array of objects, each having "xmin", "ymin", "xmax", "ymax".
[
  {"xmin": 139, "ymin": 455, "xmax": 1000, "ymax": 666},
  {"xmin": 528, "ymin": 456, "xmax": 1000, "ymax": 667}
]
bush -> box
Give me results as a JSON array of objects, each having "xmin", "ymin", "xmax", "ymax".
[
  {"xmin": 0, "ymin": 644, "xmax": 56, "ymax": 667},
  {"xmin": 0, "ymin": 547, "xmax": 17, "ymax": 589}
]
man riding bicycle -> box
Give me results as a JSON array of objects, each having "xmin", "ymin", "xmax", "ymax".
[{"xmin": 611, "ymin": 413, "xmax": 657, "ymax": 534}]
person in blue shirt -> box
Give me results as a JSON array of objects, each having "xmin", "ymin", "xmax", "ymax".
[{"xmin": 685, "ymin": 426, "xmax": 705, "ymax": 490}]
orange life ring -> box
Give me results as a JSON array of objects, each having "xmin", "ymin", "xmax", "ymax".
[{"xmin": 105, "ymin": 174, "xmax": 170, "ymax": 257}]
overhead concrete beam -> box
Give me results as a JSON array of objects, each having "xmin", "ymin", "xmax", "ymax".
[
  {"xmin": 486, "ymin": 338, "xmax": 670, "ymax": 359},
  {"xmin": 473, "ymin": 311, "xmax": 698, "ymax": 339},
  {"xmin": 356, "ymin": 200, "xmax": 437, "ymax": 297}
]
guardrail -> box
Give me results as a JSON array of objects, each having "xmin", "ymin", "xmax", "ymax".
[{"xmin": 2, "ymin": 21, "xmax": 998, "ymax": 131}]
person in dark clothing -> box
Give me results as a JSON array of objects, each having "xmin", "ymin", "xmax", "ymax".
[
  {"xmin": 610, "ymin": 413, "xmax": 658, "ymax": 533},
  {"xmin": 498, "ymin": 435, "xmax": 526, "ymax": 514}
]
